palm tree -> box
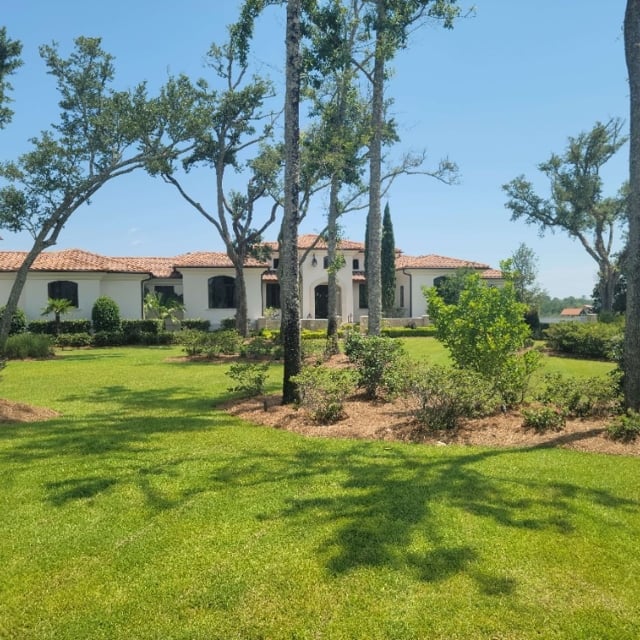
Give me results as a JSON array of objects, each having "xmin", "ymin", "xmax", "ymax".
[{"xmin": 41, "ymin": 298, "xmax": 74, "ymax": 336}]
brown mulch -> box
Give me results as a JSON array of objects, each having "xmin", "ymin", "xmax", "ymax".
[
  {"xmin": 222, "ymin": 355, "xmax": 640, "ymax": 457},
  {"xmin": 0, "ymin": 398, "xmax": 60, "ymax": 423}
]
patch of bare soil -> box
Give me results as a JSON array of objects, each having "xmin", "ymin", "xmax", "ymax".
[
  {"xmin": 0, "ymin": 398, "xmax": 60, "ymax": 423},
  {"xmin": 222, "ymin": 356, "xmax": 639, "ymax": 457}
]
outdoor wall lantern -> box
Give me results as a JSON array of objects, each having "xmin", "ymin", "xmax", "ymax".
[{"xmin": 311, "ymin": 253, "xmax": 318, "ymax": 267}]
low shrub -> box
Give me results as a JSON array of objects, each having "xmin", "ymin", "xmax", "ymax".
[
  {"xmin": 92, "ymin": 296, "xmax": 121, "ymax": 333},
  {"xmin": 544, "ymin": 321, "xmax": 623, "ymax": 360},
  {"xmin": 92, "ymin": 331, "xmax": 125, "ymax": 347},
  {"xmin": 179, "ymin": 329, "xmax": 241, "ymax": 358},
  {"xmin": 301, "ymin": 338, "xmax": 327, "ymax": 363},
  {"xmin": 408, "ymin": 364, "xmax": 496, "ymax": 430},
  {"xmin": 536, "ymin": 372, "xmax": 622, "ymax": 418},
  {"xmin": 121, "ymin": 319, "xmax": 163, "ymax": 340},
  {"xmin": 292, "ymin": 365, "xmax": 356, "ymax": 424},
  {"xmin": 0, "ymin": 305, "xmax": 27, "ymax": 335},
  {"xmin": 181, "ymin": 318, "xmax": 211, "ymax": 332},
  {"xmin": 139, "ymin": 331, "xmax": 175, "ymax": 346},
  {"xmin": 220, "ymin": 318, "xmax": 236, "ymax": 331},
  {"xmin": 607, "ymin": 410, "xmax": 640, "ymax": 442},
  {"xmin": 241, "ymin": 335, "xmax": 279, "ymax": 360},
  {"xmin": 28, "ymin": 319, "xmax": 91, "ymax": 335},
  {"xmin": 55, "ymin": 332, "xmax": 92, "ymax": 348},
  {"xmin": 522, "ymin": 404, "xmax": 567, "ymax": 433},
  {"xmin": 3, "ymin": 333, "xmax": 54, "ymax": 359},
  {"xmin": 226, "ymin": 361, "xmax": 270, "ymax": 397},
  {"xmin": 344, "ymin": 332, "xmax": 407, "ymax": 399},
  {"xmin": 380, "ymin": 326, "xmax": 437, "ymax": 338}
]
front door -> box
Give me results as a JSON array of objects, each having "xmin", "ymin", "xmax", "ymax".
[{"xmin": 314, "ymin": 285, "xmax": 328, "ymax": 319}]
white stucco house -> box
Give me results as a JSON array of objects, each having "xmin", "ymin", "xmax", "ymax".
[{"xmin": 0, "ymin": 234, "xmax": 502, "ymax": 328}]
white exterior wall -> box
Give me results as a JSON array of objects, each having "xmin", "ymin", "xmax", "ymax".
[
  {"xmin": 179, "ymin": 267, "xmax": 264, "ymax": 329},
  {"xmin": 297, "ymin": 249, "xmax": 362, "ymax": 321},
  {"xmin": 0, "ymin": 272, "xmax": 147, "ymax": 321},
  {"xmin": 101, "ymin": 275, "xmax": 148, "ymax": 319}
]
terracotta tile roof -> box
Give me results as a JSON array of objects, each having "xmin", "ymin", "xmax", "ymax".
[
  {"xmin": 263, "ymin": 234, "xmax": 365, "ymax": 252},
  {"xmin": 261, "ymin": 270, "xmax": 279, "ymax": 282},
  {"xmin": 480, "ymin": 268, "xmax": 503, "ymax": 280},
  {"xmin": 173, "ymin": 251, "xmax": 269, "ymax": 269},
  {"xmin": 560, "ymin": 306, "xmax": 593, "ymax": 316},
  {"xmin": 352, "ymin": 270, "xmax": 366, "ymax": 282},
  {"xmin": 0, "ymin": 249, "xmax": 152, "ymax": 274},
  {"xmin": 112, "ymin": 257, "xmax": 180, "ymax": 279},
  {"xmin": 396, "ymin": 254, "xmax": 491, "ymax": 270}
]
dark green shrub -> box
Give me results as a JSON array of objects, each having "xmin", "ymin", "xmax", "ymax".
[
  {"xmin": 140, "ymin": 331, "xmax": 175, "ymax": 346},
  {"xmin": 121, "ymin": 319, "xmax": 163, "ymax": 344},
  {"xmin": 536, "ymin": 372, "xmax": 622, "ymax": 418},
  {"xmin": 0, "ymin": 305, "xmax": 27, "ymax": 335},
  {"xmin": 241, "ymin": 335, "xmax": 278, "ymax": 359},
  {"xmin": 292, "ymin": 365, "xmax": 356, "ymax": 424},
  {"xmin": 181, "ymin": 319, "xmax": 211, "ymax": 331},
  {"xmin": 408, "ymin": 364, "xmax": 496, "ymax": 430},
  {"xmin": 211, "ymin": 329, "xmax": 242, "ymax": 356},
  {"xmin": 522, "ymin": 404, "xmax": 567, "ymax": 433},
  {"xmin": 4, "ymin": 333, "xmax": 54, "ymax": 359},
  {"xmin": 92, "ymin": 331, "xmax": 125, "ymax": 347},
  {"xmin": 179, "ymin": 329, "xmax": 208, "ymax": 357},
  {"xmin": 226, "ymin": 361, "xmax": 270, "ymax": 397},
  {"xmin": 301, "ymin": 338, "xmax": 326, "ymax": 363},
  {"xmin": 55, "ymin": 333, "xmax": 92, "ymax": 348},
  {"xmin": 179, "ymin": 329, "xmax": 241, "ymax": 358},
  {"xmin": 344, "ymin": 332, "xmax": 407, "ymax": 399},
  {"xmin": 524, "ymin": 307, "xmax": 542, "ymax": 339},
  {"xmin": 544, "ymin": 321, "xmax": 623, "ymax": 360},
  {"xmin": 607, "ymin": 410, "xmax": 640, "ymax": 442},
  {"xmin": 92, "ymin": 296, "xmax": 121, "ymax": 333},
  {"xmin": 28, "ymin": 319, "xmax": 91, "ymax": 335},
  {"xmin": 220, "ymin": 317, "xmax": 236, "ymax": 331}
]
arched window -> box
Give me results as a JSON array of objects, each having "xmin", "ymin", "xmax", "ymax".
[
  {"xmin": 47, "ymin": 280, "xmax": 78, "ymax": 307},
  {"xmin": 208, "ymin": 276, "xmax": 235, "ymax": 309}
]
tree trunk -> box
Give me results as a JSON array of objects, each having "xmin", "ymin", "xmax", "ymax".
[
  {"xmin": 0, "ymin": 239, "xmax": 49, "ymax": 347},
  {"xmin": 625, "ymin": 0, "xmax": 640, "ymax": 410},
  {"xmin": 233, "ymin": 262, "xmax": 249, "ymax": 337},
  {"xmin": 325, "ymin": 176, "xmax": 340, "ymax": 355},
  {"xmin": 366, "ymin": 0, "xmax": 385, "ymax": 336},
  {"xmin": 598, "ymin": 263, "xmax": 619, "ymax": 315},
  {"xmin": 280, "ymin": 0, "xmax": 302, "ymax": 404}
]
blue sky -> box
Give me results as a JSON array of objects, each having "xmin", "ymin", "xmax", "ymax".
[{"xmin": 1, "ymin": 0, "xmax": 630, "ymax": 298}]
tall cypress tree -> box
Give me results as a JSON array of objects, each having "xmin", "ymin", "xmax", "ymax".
[{"xmin": 381, "ymin": 202, "xmax": 396, "ymax": 314}]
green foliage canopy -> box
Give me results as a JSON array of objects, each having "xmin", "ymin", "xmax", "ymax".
[{"xmin": 425, "ymin": 272, "xmax": 539, "ymax": 405}]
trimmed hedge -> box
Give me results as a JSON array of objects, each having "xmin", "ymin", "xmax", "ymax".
[
  {"xmin": 182, "ymin": 319, "xmax": 211, "ymax": 332},
  {"xmin": 55, "ymin": 333, "xmax": 93, "ymax": 348},
  {"xmin": 121, "ymin": 319, "xmax": 164, "ymax": 344},
  {"xmin": 28, "ymin": 319, "xmax": 92, "ymax": 335},
  {"xmin": 381, "ymin": 326, "xmax": 437, "ymax": 338},
  {"xmin": 544, "ymin": 321, "xmax": 623, "ymax": 360}
]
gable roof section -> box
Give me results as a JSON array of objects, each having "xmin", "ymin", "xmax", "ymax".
[
  {"xmin": 263, "ymin": 234, "xmax": 365, "ymax": 252},
  {"xmin": 173, "ymin": 251, "xmax": 269, "ymax": 269},
  {"xmin": 396, "ymin": 254, "xmax": 490, "ymax": 270},
  {"xmin": 0, "ymin": 249, "xmax": 152, "ymax": 275}
]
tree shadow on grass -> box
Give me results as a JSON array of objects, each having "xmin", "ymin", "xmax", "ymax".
[
  {"xmin": 212, "ymin": 441, "xmax": 640, "ymax": 593},
  {"xmin": 2, "ymin": 373, "xmax": 638, "ymax": 597}
]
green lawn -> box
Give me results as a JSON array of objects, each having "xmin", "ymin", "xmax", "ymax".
[{"xmin": 1, "ymin": 344, "xmax": 638, "ymax": 639}]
